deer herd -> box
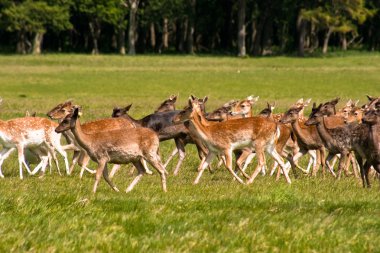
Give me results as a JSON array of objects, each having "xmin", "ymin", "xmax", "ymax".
[{"xmin": 0, "ymin": 94, "xmax": 379, "ymax": 194}]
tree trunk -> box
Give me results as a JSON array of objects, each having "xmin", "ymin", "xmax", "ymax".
[
  {"xmin": 16, "ymin": 31, "xmax": 27, "ymax": 54},
  {"xmin": 118, "ymin": 27, "xmax": 126, "ymax": 55},
  {"xmin": 297, "ymin": 13, "xmax": 306, "ymax": 57},
  {"xmin": 150, "ymin": 22, "xmax": 156, "ymax": 49},
  {"xmin": 162, "ymin": 18, "xmax": 169, "ymax": 50},
  {"xmin": 128, "ymin": 0, "xmax": 139, "ymax": 55},
  {"xmin": 186, "ymin": 0, "xmax": 196, "ymax": 54},
  {"xmin": 237, "ymin": 0, "xmax": 246, "ymax": 57},
  {"xmin": 341, "ymin": 33, "xmax": 347, "ymax": 50},
  {"xmin": 89, "ymin": 19, "xmax": 101, "ymax": 55},
  {"xmin": 322, "ymin": 28, "xmax": 333, "ymax": 54},
  {"xmin": 32, "ymin": 32, "xmax": 45, "ymax": 55}
]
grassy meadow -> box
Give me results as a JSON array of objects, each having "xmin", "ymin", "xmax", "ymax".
[{"xmin": 0, "ymin": 53, "xmax": 380, "ymax": 252}]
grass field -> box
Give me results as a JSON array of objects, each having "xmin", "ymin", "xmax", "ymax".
[{"xmin": 0, "ymin": 53, "xmax": 380, "ymax": 252}]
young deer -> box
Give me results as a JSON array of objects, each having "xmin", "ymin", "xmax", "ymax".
[
  {"xmin": 175, "ymin": 96, "xmax": 291, "ymax": 185},
  {"xmin": 55, "ymin": 108, "xmax": 167, "ymax": 193},
  {"xmin": 0, "ymin": 108, "xmax": 69, "ymax": 179}
]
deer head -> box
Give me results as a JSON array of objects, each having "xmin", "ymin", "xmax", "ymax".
[
  {"xmin": 47, "ymin": 100, "xmax": 77, "ymax": 120},
  {"xmin": 304, "ymin": 103, "xmax": 324, "ymax": 126},
  {"xmin": 112, "ymin": 104, "xmax": 132, "ymax": 118}
]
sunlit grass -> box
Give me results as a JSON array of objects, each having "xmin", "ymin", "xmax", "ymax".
[{"xmin": 0, "ymin": 54, "xmax": 379, "ymax": 252}]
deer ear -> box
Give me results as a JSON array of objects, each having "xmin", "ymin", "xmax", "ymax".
[
  {"xmin": 170, "ymin": 95, "xmax": 177, "ymax": 102},
  {"xmin": 354, "ymin": 100, "xmax": 359, "ymax": 107},
  {"xmin": 296, "ymin": 98, "xmax": 303, "ymax": 104},
  {"xmin": 188, "ymin": 98, "xmax": 193, "ymax": 107},
  {"xmin": 367, "ymin": 95, "xmax": 376, "ymax": 101},
  {"xmin": 303, "ymin": 98, "xmax": 311, "ymax": 107},
  {"xmin": 73, "ymin": 107, "xmax": 79, "ymax": 118},
  {"xmin": 203, "ymin": 96, "xmax": 208, "ymax": 103},
  {"xmin": 346, "ymin": 99, "xmax": 352, "ymax": 107},
  {"xmin": 312, "ymin": 102, "xmax": 316, "ymax": 109},
  {"xmin": 190, "ymin": 95, "xmax": 196, "ymax": 100},
  {"xmin": 125, "ymin": 104, "xmax": 132, "ymax": 111},
  {"xmin": 331, "ymin": 97, "xmax": 340, "ymax": 105}
]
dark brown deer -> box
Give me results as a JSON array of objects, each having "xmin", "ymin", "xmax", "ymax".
[{"xmin": 55, "ymin": 108, "xmax": 167, "ymax": 193}]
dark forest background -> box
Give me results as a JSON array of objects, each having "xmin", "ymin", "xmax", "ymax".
[{"xmin": 0, "ymin": 0, "xmax": 379, "ymax": 56}]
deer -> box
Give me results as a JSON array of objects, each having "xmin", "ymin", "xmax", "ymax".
[
  {"xmin": 310, "ymin": 98, "xmax": 362, "ymax": 177},
  {"xmin": 304, "ymin": 100, "xmax": 367, "ymax": 179},
  {"xmin": 46, "ymin": 100, "xmax": 146, "ymax": 178},
  {"xmin": 356, "ymin": 108, "xmax": 380, "ymax": 187},
  {"xmin": 0, "ymin": 98, "xmax": 70, "ymax": 179},
  {"xmin": 174, "ymin": 96, "xmax": 291, "ymax": 185},
  {"xmin": 55, "ymin": 108, "xmax": 167, "ymax": 193},
  {"xmin": 111, "ymin": 98, "xmax": 210, "ymax": 176},
  {"xmin": 154, "ymin": 95, "xmax": 177, "ymax": 113},
  {"xmin": 279, "ymin": 100, "xmax": 336, "ymax": 177}
]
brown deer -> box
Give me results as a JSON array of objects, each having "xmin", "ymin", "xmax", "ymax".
[
  {"xmin": 174, "ymin": 96, "xmax": 291, "ymax": 185},
  {"xmin": 280, "ymin": 101, "xmax": 335, "ymax": 177},
  {"xmin": 55, "ymin": 108, "xmax": 167, "ymax": 193},
  {"xmin": 112, "ymin": 98, "xmax": 209, "ymax": 176},
  {"xmin": 47, "ymin": 101, "xmax": 141, "ymax": 177}
]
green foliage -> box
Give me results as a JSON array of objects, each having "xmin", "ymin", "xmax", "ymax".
[{"xmin": 1, "ymin": 0, "xmax": 72, "ymax": 34}]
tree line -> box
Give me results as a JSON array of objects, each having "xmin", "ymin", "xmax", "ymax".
[{"xmin": 0, "ymin": 0, "xmax": 379, "ymax": 56}]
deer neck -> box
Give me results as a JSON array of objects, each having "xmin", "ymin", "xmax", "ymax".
[
  {"xmin": 369, "ymin": 123, "xmax": 380, "ymax": 153},
  {"xmin": 189, "ymin": 110, "xmax": 211, "ymax": 143},
  {"xmin": 315, "ymin": 117, "xmax": 337, "ymax": 149},
  {"xmin": 123, "ymin": 114, "xmax": 141, "ymax": 127},
  {"xmin": 71, "ymin": 118, "xmax": 93, "ymax": 153},
  {"xmin": 291, "ymin": 119, "xmax": 312, "ymax": 145}
]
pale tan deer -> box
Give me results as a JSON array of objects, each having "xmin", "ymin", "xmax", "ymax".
[
  {"xmin": 55, "ymin": 108, "xmax": 167, "ymax": 193},
  {"xmin": 0, "ymin": 98, "xmax": 69, "ymax": 178},
  {"xmin": 174, "ymin": 96, "xmax": 291, "ymax": 185}
]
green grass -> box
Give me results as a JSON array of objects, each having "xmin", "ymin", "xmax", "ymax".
[{"xmin": 0, "ymin": 54, "xmax": 380, "ymax": 252}]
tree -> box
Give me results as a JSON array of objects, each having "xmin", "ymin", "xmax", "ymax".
[
  {"xmin": 237, "ymin": 0, "xmax": 246, "ymax": 57},
  {"xmin": 302, "ymin": 0, "xmax": 373, "ymax": 54},
  {"xmin": 1, "ymin": 0, "xmax": 72, "ymax": 54}
]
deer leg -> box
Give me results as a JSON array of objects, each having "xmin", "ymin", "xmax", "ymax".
[
  {"xmin": 224, "ymin": 150, "xmax": 245, "ymax": 183},
  {"xmin": 0, "ymin": 148, "xmax": 16, "ymax": 178},
  {"xmin": 109, "ymin": 164, "xmax": 121, "ymax": 179},
  {"xmin": 69, "ymin": 150, "xmax": 81, "ymax": 174},
  {"xmin": 194, "ymin": 152, "xmax": 215, "ymax": 185},
  {"xmin": 163, "ymin": 148, "xmax": 178, "ymax": 168},
  {"xmin": 53, "ymin": 145, "xmax": 69, "ymax": 175},
  {"xmin": 247, "ymin": 148, "xmax": 265, "ymax": 184},
  {"xmin": 242, "ymin": 152, "xmax": 256, "ymax": 173},
  {"xmin": 337, "ymin": 152, "xmax": 349, "ymax": 180},
  {"xmin": 173, "ymin": 138, "xmax": 186, "ymax": 176},
  {"xmin": 350, "ymin": 153, "xmax": 359, "ymax": 178},
  {"xmin": 145, "ymin": 154, "xmax": 167, "ymax": 192},
  {"xmin": 16, "ymin": 145, "xmax": 29, "ymax": 179},
  {"xmin": 268, "ymin": 146, "xmax": 291, "ymax": 184},
  {"xmin": 142, "ymin": 159, "xmax": 153, "ymax": 175},
  {"xmin": 324, "ymin": 152, "xmax": 337, "ymax": 177},
  {"xmin": 356, "ymin": 154, "xmax": 366, "ymax": 188},
  {"xmin": 363, "ymin": 161, "xmax": 372, "ymax": 188},
  {"xmin": 126, "ymin": 161, "xmax": 146, "ymax": 193},
  {"xmin": 102, "ymin": 163, "xmax": 119, "ymax": 192},
  {"xmin": 78, "ymin": 153, "xmax": 94, "ymax": 178},
  {"xmin": 93, "ymin": 160, "xmax": 107, "ymax": 193}
]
